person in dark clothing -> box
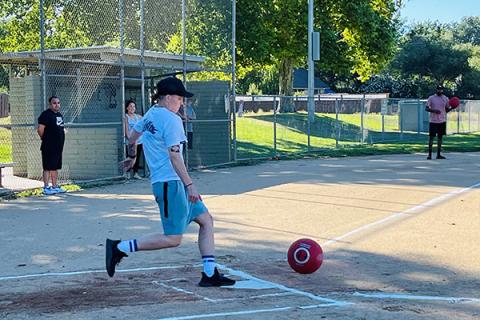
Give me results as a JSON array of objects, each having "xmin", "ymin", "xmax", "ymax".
[{"xmin": 37, "ymin": 96, "xmax": 66, "ymax": 195}]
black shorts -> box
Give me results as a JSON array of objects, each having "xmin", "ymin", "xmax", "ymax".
[
  {"xmin": 41, "ymin": 149, "xmax": 63, "ymax": 170},
  {"xmin": 429, "ymin": 122, "xmax": 446, "ymax": 137}
]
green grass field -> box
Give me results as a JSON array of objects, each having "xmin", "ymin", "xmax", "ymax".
[
  {"xmin": 236, "ymin": 111, "xmax": 480, "ymax": 159},
  {"xmin": 1, "ymin": 112, "xmax": 479, "ymax": 164},
  {"xmin": 0, "ymin": 116, "xmax": 12, "ymax": 163}
]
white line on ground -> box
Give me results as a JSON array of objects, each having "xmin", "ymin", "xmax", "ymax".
[
  {"xmin": 0, "ymin": 264, "xmax": 196, "ymax": 281},
  {"xmin": 218, "ymin": 264, "xmax": 350, "ymax": 307},
  {"xmin": 154, "ymin": 307, "xmax": 293, "ymax": 320},
  {"xmin": 353, "ymin": 292, "xmax": 480, "ymax": 304},
  {"xmin": 155, "ymin": 302, "xmax": 346, "ymax": 320},
  {"xmin": 0, "ymin": 262, "xmax": 350, "ymax": 319},
  {"xmin": 208, "ymin": 292, "xmax": 295, "ymax": 302},
  {"xmin": 152, "ymin": 281, "xmax": 217, "ymax": 302},
  {"xmin": 322, "ymin": 181, "xmax": 480, "ymax": 247},
  {"xmin": 153, "ymin": 280, "xmax": 295, "ymax": 303}
]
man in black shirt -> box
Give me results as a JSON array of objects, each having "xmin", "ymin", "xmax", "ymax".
[{"xmin": 37, "ymin": 96, "xmax": 66, "ymax": 195}]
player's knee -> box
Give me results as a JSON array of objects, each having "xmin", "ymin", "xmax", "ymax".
[
  {"xmin": 202, "ymin": 212, "xmax": 214, "ymax": 228},
  {"xmin": 166, "ymin": 235, "xmax": 182, "ymax": 247}
]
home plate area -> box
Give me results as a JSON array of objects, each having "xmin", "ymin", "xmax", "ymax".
[{"xmin": 0, "ymin": 264, "xmax": 347, "ymax": 319}]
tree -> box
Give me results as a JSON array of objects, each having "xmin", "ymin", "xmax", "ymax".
[
  {"xmin": 236, "ymin": 0, "xmax": 399, "ymax": 99},
  {"xmin": 389, "ymin": 22, "xmax": 471, "ymax": 97},
  {"xmin": 0, "ymin": 1, "xmax": 92, "ymax": 52},
  {"xmin": 454, "ymin": 16, "xmax": 480, "ymax": 46},
  {"xmin": 392, "ymin": 35, "xmax": 470, "ymax": 84},
  {"xmin": 165, "ymin": 0, "xmax": 232, "ymax": 76}
]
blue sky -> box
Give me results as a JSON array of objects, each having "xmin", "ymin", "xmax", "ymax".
[{"xmin": 400, "ymin": 0, "xmax": 480, "ymax": 24}]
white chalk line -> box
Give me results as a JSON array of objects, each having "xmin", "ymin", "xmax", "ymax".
[
  {"xmin": 217, "ymin": 263, "xmax": 350, "ymax": 307},
  {"xmin": 322, "ymin": 181, "xmax": 480, "ymax": 247},
  {"xmin": 153, "ymin": 307, "xmax": 293, "ymax": 320},
  {"xmin": 0, "ymin": 262, "xmax": 350, "ymax": 319},
  {"xmin": 153, "ymin": 280, "xmax": 295, "ymax": 303},
  {"xmin": 152, "ymin": 281, "xmax": 217, "ymax": 302},
  {"xmin": 154, "ymin": 303, "xmax": 346, "ymax": 320},
  {"xmin": 352, "ymin": 291, "xmax": 480, "ymax": 304},
  {"xmin": 0, "ymin": 264, "xmax": 196, "ymax": 281}
]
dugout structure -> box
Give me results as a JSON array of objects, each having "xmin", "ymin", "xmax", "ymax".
[{"xmin": 0, "ymin": 46, "xmax": 231, "ymax": 181}]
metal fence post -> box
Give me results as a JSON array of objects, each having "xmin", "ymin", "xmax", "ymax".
[
  {"xmin": 307, "ymin": 95, "xmax": 311, "ymax": 151},
  {"xmin": 477, "ymin": 102, "xmax": 480, "ymax": 132},
  {"xmin": 468, "ymin": 102, "xmax": 471, "ymax": 133},
  {"xmin": 335, "ymin": 97, "xmax": 339, "ymax": 148},
  {"xmin": 457, "ymin": 107, "xmax": 460, "ymax": 134},
  {"xmin": 140, "ymin": 0, "xmax": 146, "ymax": 115},
  {"xmin": 400, "ymin": 101, "xmax": 404, "ymax": 140},
  {"xmin": 381, "ymin": 100, "xmax": 385, "ymax": 141},
  {"xmin": 181, "ymin": 0, "xmax": 189, "ymax": 170},
  {"xmin": 232, "ymin": 0, "xmax": 237, "ymax": 163},
  {"xmin": 39, "ymin": 0, "xmax": 46, "ymax": 111},
  {"xmin": 119, "ymin": 0, "xmax": 126, "ymax": 162},
  {"xmin": 273, "ymin": 95, "xmax": 277, "ymax": 156},
  {"xmin": 417, "ymin": 99, "xmax": 421, "ymax": 135},
  {"xmin": 360, "ymin": 94, "xmax": 365, "ymax": 144}
]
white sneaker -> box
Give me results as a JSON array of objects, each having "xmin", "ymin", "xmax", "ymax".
[
  {"xmin": 133, "ymin": 173, "xmax": 143, "ymax": 180},
  {"xmin": 52, "ymin": 186, "xmax": 67, "ymax": 193},
  {"xmin": 43, "ymin": 186, "xmax": 56, "ymax": 195}
]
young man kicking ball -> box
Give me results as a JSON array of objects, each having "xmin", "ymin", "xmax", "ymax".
[{"xmin": 106, "ymin": 77, "xmax": 235, "ymax": 287}]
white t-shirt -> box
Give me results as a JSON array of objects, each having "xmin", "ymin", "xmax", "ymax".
[{"xmin": 133, "ymin": 106, "xmax": 186, "ymax": 184}]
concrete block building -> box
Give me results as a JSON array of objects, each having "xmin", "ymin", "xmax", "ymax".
[{"xmin": 0, "ymin": 47, "xmax": 231, "ymax": 181}]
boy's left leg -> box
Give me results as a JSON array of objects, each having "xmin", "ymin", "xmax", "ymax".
[{"xmin": 194, "ymin": 211, "xmax": 235, "ymax": 287}]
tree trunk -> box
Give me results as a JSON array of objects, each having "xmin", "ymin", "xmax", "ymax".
[{"xmin": 278, "ymin": 57, "xmax": 295, "ymax": 113}]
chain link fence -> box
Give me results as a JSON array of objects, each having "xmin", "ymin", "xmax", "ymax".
[
  {"xmin": 0, "ymin": 0, "xmax": 234, "ymax": 192},
  {"xmin": 235, "ymin": 95, "xmax": 480, "ymax": 160},
  {"xmin": 1, "ymin": 1, "xmax": 479, "ymax": 193}
]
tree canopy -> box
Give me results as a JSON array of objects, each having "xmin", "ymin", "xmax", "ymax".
[
  {"xmin": 236, "ymin": 0, "xmax": 399, "ymax": 95},
  {"xmin": 1, "ymin": 1, "xmax": 479, "ymax": 98}
]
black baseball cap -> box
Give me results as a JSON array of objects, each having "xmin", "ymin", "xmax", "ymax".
[
  {"xmin": 436, "ymin": 85, "xmax": 444, "ymax": 90},
  {"xmin": 156, "ymin": 77, "xmax": 194, "ymax": 98}
]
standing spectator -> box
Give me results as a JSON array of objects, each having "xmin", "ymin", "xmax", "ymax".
[
  {"xmin": 425, "ymin": 85, "xmax": 454, "ymax": 159},
  {"xmin": 178, "ymin": 98, "xmax": 197, "ymax": 149},
  {"xmin": 107, "ymin": 77, "xmax": 235, "ymax": 287},
  {"xmin": 37, "ymin": 96, "xmax": 66, "ymax": 195},
  {"xmin": 237, "ymin": 100, "xmax": 244, "ymax": 117},
  {"xmin": 124, "ymin": 99, "xmax": 143, "ymax": 179}
]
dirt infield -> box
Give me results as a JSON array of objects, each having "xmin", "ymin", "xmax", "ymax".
[{"xmin": 1, "ymin": 152, "xmax": 479, "ymax": 319}]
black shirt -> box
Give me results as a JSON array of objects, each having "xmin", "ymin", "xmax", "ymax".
[{"xmin": 38, "ymin": 109, "xmax": 65, "ymax": 151}]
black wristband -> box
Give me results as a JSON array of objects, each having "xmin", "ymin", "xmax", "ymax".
[{"xmin": 185, "ymin": 183, "xmax": 193, "ymax": 188}]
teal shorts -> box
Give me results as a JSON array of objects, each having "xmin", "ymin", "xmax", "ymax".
[{"xmin": 152, "ymin": 180, "xmax": 208, "ymax": 235}]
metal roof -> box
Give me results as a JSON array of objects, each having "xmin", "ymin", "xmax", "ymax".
[
  {"xmin": 0, "ymin": 46, "xmax": 204, "ymax": 68},
  {"xmin": 292, "ymin": 68, "xmax": 332, "ymax": 91}
]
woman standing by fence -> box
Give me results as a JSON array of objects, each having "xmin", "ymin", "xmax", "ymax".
[{"xmin": 124, "ymin": 100, "xmax": 144, "ymax": 179}]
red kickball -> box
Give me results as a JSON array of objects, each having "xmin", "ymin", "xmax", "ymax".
[
  {"xmin": 449, "ymin": 96, "xmax": 460, "ymax": 109},
  {"xmin": 287, "ymin": 238, "xmax": 324, "ymax": 274}
]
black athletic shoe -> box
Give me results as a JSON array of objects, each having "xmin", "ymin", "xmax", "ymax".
[
  {"xmin": 105, "ymin": 238, "xmax": 127, "ymax": 277},
  {"xmin": 436, "ymin": 155, "xmax": 446, "ymax": 159},
  {"xmin": 427, "ymin": 155, "xmax": 432, "ymax": 160},
  {"xmin": 198, "ymin": 267, "xmax": 236, "ymax": 287}
]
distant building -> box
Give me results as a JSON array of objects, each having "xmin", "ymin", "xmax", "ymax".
[{"xmin": 292, "ymin": 68, "xmax": 334, "ymax": 94}]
